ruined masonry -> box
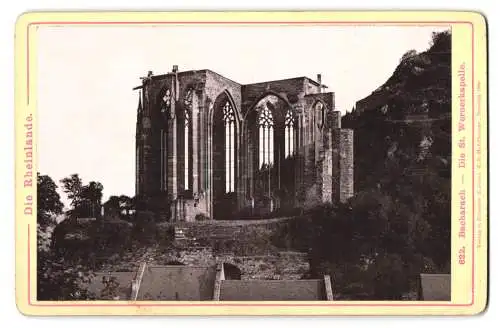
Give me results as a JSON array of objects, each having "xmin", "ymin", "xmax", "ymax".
[{"xmin": 135, "ymin": 66, "xmax": 354, "ymax": 221}]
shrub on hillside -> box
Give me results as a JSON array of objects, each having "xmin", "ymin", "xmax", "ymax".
[
  {"xmin": 269, "ymin": 215, "xmax": 312, "ymax": 251},
  {"xmin": 370, "ymin": 253, "xmax": 410, "ymax": 300},
  {"xmin": 37, "ymin": 238, "xmax": 95, "ymax": 301},
  {"xmin": 91, "ymin": 219, "xmax": 133, "ymax": 253},
  {"xmin": 291, "ymin": 189, "xmax": 450, "ymax": 300},
  {"xmin": 38, "ymin": 218, "xmax": 95, "ymax": 300},
  {"xmin": 132, "ymin": 210, "xmax": 158, "ymax": 243},
  {"xmin": 195, "ymin": 213, "xmax": 210, "ymax": 221},
  {"xmin": 51, "ymin": 217, "xmax": 134, "ymax": 262},
  {"xmin": 155, "ymin": 223, "xmax": 175, "ymax": 248},
  {"xmin": 231, "ymin": 225, "xmax": 278, "ymax": 256}
]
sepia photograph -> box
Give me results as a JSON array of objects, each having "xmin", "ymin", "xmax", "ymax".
[{"xmin": 34, "ymin": 23, "xmax": 453, "ymax": 302}]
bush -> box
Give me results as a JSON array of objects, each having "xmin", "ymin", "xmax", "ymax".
[
  {"xmin": 91, "ymin": 220, "xmax": 133, "ymax": 254},
  {"xmin": 156, "ymin": 223, "xmax": 175, "ymax": 247},
  {"xmin": 37, "ymin": 250, "xmax": 95, "ymax": 301},
  {"xmin": 230, "ymin": 226, "xmax": 278, "ymax": 256},
  {"xmin": 132, "ymin": 210, "xmax": 158, "ymax": 243},
  {"xmin": 370, "ymin": 253, "xmax": 409, "ymax": 300},
  {"xmin": 98, "ymin": 276, "xmax": 121, "ymax": 300},
  {"xmin": 268, "ymin": 215, "xmax": 311, "ymax": 251},
  {"xmin": 195, "ymin": 213, "xmax": 210, "ymax": 221}
]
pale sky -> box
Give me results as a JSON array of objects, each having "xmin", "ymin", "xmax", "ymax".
[{"xmin": 37, "ymin": 25, "xmax": 449, "ymax": 207}]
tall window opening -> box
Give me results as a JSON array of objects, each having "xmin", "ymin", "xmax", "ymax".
[
  {"xmin": 160, "ymin": 129, "xmax": 167, "ymax": 191},
  {"xmin": 285, "ymin": 108, "xmax": 295, "ymax": 158},
  {"xmin": 223, "ymin": 102, "xmax": 236, "ymax": 193},
  {"xmin": 184, "ymin": 89, "xmax": 193, "ymax": 191},
  {"xmin": 258, "ymin": 105, "xmax": 274, "ymax": 167},
  {"xmin": 315, "ymin": 101, "xmax": 325, "ymax": 129},
  {"xmin": 136, "ymin": 145, "xmax": 140, "ymax": 193}
]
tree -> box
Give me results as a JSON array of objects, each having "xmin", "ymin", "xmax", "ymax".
[
  {"xmin": 81, "ymin": 181, "xmax": 103, "ymax": 205},
  {"xmin": 60, "ymin": 174, "xmax": 83, "ymax": 209},
  {"xmin": 80, "ymin": 181, "xmax": 104, "ymax": 217},
  {"xmin": 37, "ymin": 173, "xmax": 64, "ymax": 229},
  {"xmin": 103, "ymin": 194, "xmax": 133, "ymax": 217},
  {"xmin": 37, "ymin": 173, "xmax": 64, "ymax": 216},
  {"xmin": 104, "ymin": 195, "xmax": 121, "ymax": 216},
  {"xmin": 118, "ymin": 195, "xmax": 133, "ymax": 215},
  {"xmin": 38, "ymin": 173, "xmax": 95, "ymax": 301},
  {"xmin": 430, "ymin": 30, "xmax": 451, "ymax": 52},
  {"xmin": 60, "ymin": 174, "xmax": 104, "ymax": 218},
  {"xmin": 37, "ymin": 173, "xmax": 64, "ymax": 252},
  {"xmin": 37, "ymin": 251, "xmax": 95, "ymax": 301},
  {"xmin": 105, "ymin": 195, "xmax": 121, "ymax": 209}
]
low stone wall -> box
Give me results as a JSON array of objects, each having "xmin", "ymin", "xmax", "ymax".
[
  {"xmin": 146, "ymin": 247, "xmax": 309, "ymax": 280},
  {"xmin": 219, "ymin": 254, "xmax": 310, "ymax": 280},
  {"xmin": 162, "ymin": 217, "xmax": 292, "ymax": 256},
  {"xmin": 97, "ymin": 217, "xmax": 310, "ymax": 280}
]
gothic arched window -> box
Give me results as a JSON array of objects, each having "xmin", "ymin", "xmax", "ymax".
[
  {"xmin": 258, "ymin": 105, "xmax": 274, "ymax": 168},
  {"xmin": 285, "ymin": 108, "xmax": 295, "ymax": 158},
  {"xmin": 315, "ymin": 101, "xmax": 325, "ymax": 129},
  {"xmin": 223, "ymin": 102, "xmax": 236, "ymax": 193},
  {"xmin": 161, "ymin": 89, "xmax": 171, "ymax": 118},
  {"xmin": 184, "ymin": 89, "xmax": 193, "ymax": 191}
]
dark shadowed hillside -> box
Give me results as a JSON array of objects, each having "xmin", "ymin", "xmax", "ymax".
[
  {"xmin": 274, "ymin": 31, "xmax": 453, "ymax": 300},
  {"xmin": 343, "ymin": 30, "xmax": 451, "ymax": 191},
  {"xmin": 341, "ymin": 30, "xmax": 452, "ymax": 270}
]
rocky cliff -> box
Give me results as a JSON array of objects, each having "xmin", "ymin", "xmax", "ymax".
[
  {"xmin": 341, "ymin": 30, "xmax": 452, "ymax": 269},
  {"xmin": 343, "ymin": 30, "xmax": 451, "ymax": 191}
]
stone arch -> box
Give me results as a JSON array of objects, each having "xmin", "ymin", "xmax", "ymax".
[
  {"xmin": 311, "ymin": 100, "xmax": 327, "ymax": 130},
  {"xmin": 209, "ymin": 90, "xmax": 240, "ymax": 220},
  {"xmin": 243, "ymin": 93, "xmax": 295, "ymax": 215},
  {"xmin": 154, "ymin": 86, "xmax": 173, "ymax": 195},
  {"xmin": 209, "ymin": 90, "xmax": 241, "ymax": 132},
  {"xmin": 242, "ymin": 91, "xmax": 292, "ymax": 132},
  {"xmin": 156, "ymin": 86, "xmax": 173, "ymax": 119},
  {"xmin": 177, "ymin": 86, "xmax": 197, "ymax": 195},
  {"xmin": 309, "ymin": 100, "xmax": 328, "ymax": 149},
  {"xmin": 223, "ymin": 263, "xmax": 242, "ymax": 280}
]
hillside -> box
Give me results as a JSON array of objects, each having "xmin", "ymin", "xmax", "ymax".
[{"xmin": 341, "ymin": 30, "xmax": 451, "ymax": 269}]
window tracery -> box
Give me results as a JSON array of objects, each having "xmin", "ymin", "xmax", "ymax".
[
  {"xmin": 285, "ymin": 108, "xmax": 295, "ymax": 158},
  {"xmin": 223, "ymin": 102, "xmax": 236, "ymax": 192},
  {"xmin": 258, "ymin": 105, "xmax": 274, "ymax": 167}
]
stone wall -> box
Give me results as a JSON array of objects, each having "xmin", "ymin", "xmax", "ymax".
[
  {"xmin": 148, "ymin": 247, "xmax": 309, "ymax": 280},
  {"xmin": 303, "ymin": 92, "xmax": 335, "ymax": 114},
  {"xmin": 204, "ymin": 70, "xmax": 242, "ymax": 109},
  {"xmin": 172, "ymin": 198, "xmax": 209, "ymax": 222},
  {"xmin": 332, "ymin": 128, "xmax": 354, "ymax": 203},
  {"xmin": 153, "ymin": 219, "xmax": 310, "ymax": 280},
  {"xmin": 319, "ymin": 131, "xmax": 333, "ymax": 203},
  {"xmin": 339, "ymin": 129, "xmax": 354, "ymax": 202},
  {"xmin": 241, "ymin": 77, "xmax": 307, "ymax": 115}
]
